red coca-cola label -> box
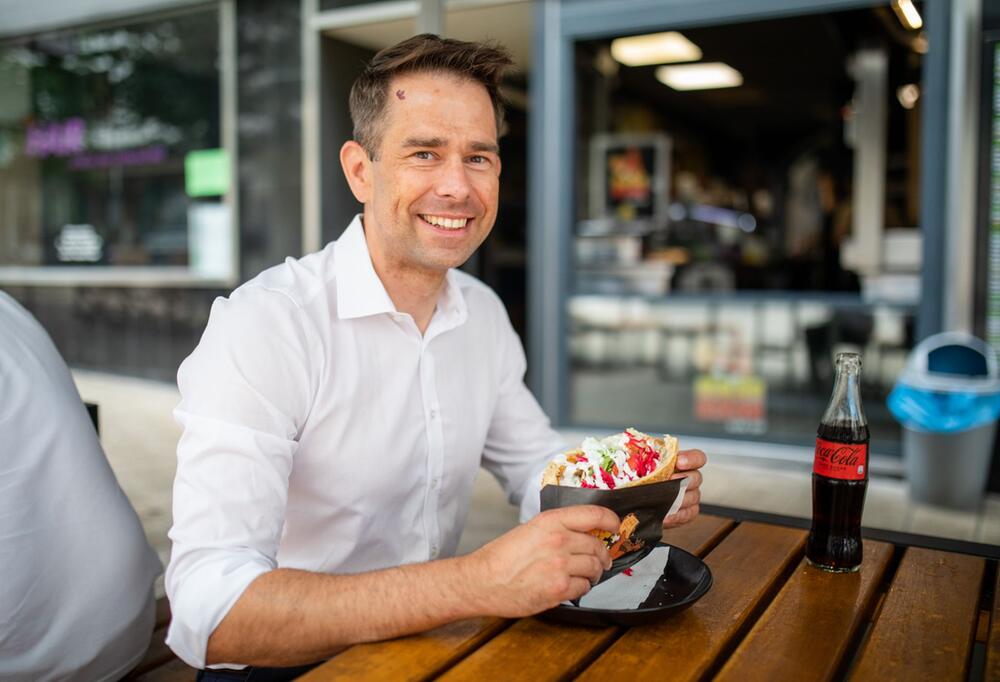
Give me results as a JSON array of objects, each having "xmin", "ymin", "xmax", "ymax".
[{"xmin": 813, "ymin": 438, "xmax": 868, "ymax": 480}]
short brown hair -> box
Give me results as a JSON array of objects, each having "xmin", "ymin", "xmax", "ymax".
[{"xmin": 349, "ymin": 33, "xmax": 513, "ymax": 159}]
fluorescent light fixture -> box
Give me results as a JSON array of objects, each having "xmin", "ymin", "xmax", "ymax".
[
  {"xmin": 892, "ymin": 0, "xmax": 923, "ymax": 30},
  {"xmin": 610, "ymin": 32, "xmax": 702, "ymax": 67},
  {"xmin": 656, "ymin": 62, "xmax": 743, "ymax": 91}
]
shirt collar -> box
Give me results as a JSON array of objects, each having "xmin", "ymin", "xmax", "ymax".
[
  {"xmin": 334, "ymin": 215, "xmax": 469, "ymax": 327},
  {"xmin": 440, "ymin": 269, "xmax": 469, "ymax": 327},
  {"xmin": 334, "ymin": 215, "xmax": 397, "ymax": 320}
]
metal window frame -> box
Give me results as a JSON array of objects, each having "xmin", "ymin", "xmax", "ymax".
[
  {"xmin": 0, "ymin": 0, "xmax": 240, "ymax": 288},
  {"xmin": 530, "ymin": 0, "xmax": 957, "ymax": 428}
]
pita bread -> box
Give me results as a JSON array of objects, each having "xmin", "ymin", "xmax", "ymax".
[{"xmin": 541, "ymin": 431, "xmax": 679, "ymax": 488}]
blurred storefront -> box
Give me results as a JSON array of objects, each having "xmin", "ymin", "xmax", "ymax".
[
  {"xmin": 0, "ymin": 0, "xmax": 993, "ymax": 472},
  {"xmin": 530, "ymin": 0, "xmax": 990, "ymax": 467},
  {"xmin": 0, "ymin": 0, "xmax": 303, "ymax": 379}
]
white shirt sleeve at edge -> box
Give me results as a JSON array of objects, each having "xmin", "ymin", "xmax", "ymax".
[
  {"xmin": 479, "ymin": 306, "xmax": 568, "ymax": 524},
  {"xmin": 165, "ymin": 290, "xmax": 318, "ymax": 669}
]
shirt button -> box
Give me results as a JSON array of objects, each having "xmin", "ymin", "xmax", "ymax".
[
  {"xmin": 431, "ymin": 545, "xmax": 439, "ymax": 556},
  {"xmin": 431, "ymin": 478, "xmax": 439, "ymax": 489},
  {"xmin": 429, "ymin": 409, "xmax": 438, "ymax": 419}
]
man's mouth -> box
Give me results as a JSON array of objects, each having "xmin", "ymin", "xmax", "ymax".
[{"xmin": 420, "ymin": 214, "xmax": 469, "ymax": 230}]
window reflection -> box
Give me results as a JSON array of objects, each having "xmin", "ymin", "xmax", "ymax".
[
  {"xmin": 570, "ymin": 6, "xmax": 925, "ymax": 452},
  {"xmin": 0, "ymin": 8, "xmax": 227, "ymax": 275}
]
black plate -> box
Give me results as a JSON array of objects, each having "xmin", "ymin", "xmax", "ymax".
[{"xmin": 540, "ymin": 543, "xmax": 713, "ymax": 627}]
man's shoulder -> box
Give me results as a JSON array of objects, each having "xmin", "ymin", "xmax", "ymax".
[{"xmin": 234, "ymin": 244, "xmax": 337, "ymax": 311}]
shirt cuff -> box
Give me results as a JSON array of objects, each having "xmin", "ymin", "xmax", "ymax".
[{"xmin": 165, "ymin": 550, "xmax": 274, "ymax": 669}]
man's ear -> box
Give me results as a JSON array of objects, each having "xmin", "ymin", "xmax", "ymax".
[{"xmin": 340, "ymin": 140, "xmax": 372, "ymax": 203}]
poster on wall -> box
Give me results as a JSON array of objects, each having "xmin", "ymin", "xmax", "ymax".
[{"xmin": 589, "ymin": 133, "xmax": 671, "ymax": 227}]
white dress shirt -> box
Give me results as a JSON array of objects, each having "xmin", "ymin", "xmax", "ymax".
[
  {"xmin": 0, "ymin": 292, "xmax": 162, "ymax": 681},
  {"xmin": 166, "ymin": 216, "xmax": 567, "ymax": 668}
]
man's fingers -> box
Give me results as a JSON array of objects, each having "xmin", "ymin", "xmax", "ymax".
[
  {"xmin": 676, "ymin": 448, "xmax": 707, "ymax": 472},
  {"xmin": 671, "ymin": 469, "xmax": 702, "ymax": 491},
  {"xmin": 562, "ymin": 531, "xmax": 613, "ymax": 567},
  {"xmin": 565, "ymin": 576, "xmax": 593, "ymax": 602},
  {"xmin": 680, "ymin": 488, "xmax": 701, "ymax": 510},
  {"xmin": 662, "ymin": 489, "xmax": 701, "ymax": 529},
  {"xmin": 663, "ymin": 503, "xmax": 700, "ymax": 529},
  {"xmin": 552, "ymin": 505, "xmax": 620, "ymax": 534},
  {"xmin": 565, "ymin": 554, "xmax": 606, "ymax": 584}
]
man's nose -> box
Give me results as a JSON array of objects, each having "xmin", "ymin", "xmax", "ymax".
[{"xmin": 434, "ymin": 157, "xmax": 472, "ymax": 201}]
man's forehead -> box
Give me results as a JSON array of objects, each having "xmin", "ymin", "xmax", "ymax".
[
  {"xmin": 387, "ymin": 70, "xmax": 484, "ymax": 102},
  {"xmin": 382, "ymin": 71, "xmax": 497, "ymax": 142}
]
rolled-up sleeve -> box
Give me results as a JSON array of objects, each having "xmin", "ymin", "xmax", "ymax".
[
  {"xmin": 165, "ymin": 287, "xmax": 320, "ymax": 668},
  {"xmin": 480, "ymin": 309, "xmax": 567, "ymax": 523}
]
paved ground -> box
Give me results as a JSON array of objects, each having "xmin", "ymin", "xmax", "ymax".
[{"xmin": 72, "ymin": 370, "xmax": 1000, "ymax": 598}]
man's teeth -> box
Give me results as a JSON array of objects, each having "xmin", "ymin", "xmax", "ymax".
[{"xmin": 422, "ymin": 215, "xmax": 468, "ymax": 229}]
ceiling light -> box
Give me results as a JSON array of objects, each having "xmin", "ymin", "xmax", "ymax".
[
  {"xmin": 610, "ymin": 32, "xmax": 702, "ymax": 67},
  {"xmin": 892, "ymin": 0, "xmax": 923, "ymax": 30},
  {"xmin": 656, "ymin": 62, "xmax": 743, "ymax": 91}
]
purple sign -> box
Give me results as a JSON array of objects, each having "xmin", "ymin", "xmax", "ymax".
[
  {"xmin": 69, "ymin": 145, "xmax": 167, "ymax": 170},
  {"xmin": 25, "ymin": 118, "xmax": 86, "ymax": 158}
]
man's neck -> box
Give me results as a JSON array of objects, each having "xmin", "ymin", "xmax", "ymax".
[
  {"xmin": 373, "ymin": 259, "xmax": 445, "ymax": 334},
  {"xmin": 360, "ymin": 218, "xmax": 445, "ymax": 334}
]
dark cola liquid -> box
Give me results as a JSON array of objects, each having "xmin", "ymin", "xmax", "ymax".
[{"xmin": 806, "ymin": 421, "xmax": 869, "ymax": 573}]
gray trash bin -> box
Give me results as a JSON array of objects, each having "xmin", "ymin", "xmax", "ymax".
[{"xmin": 887, "ymin": 332, "xmax": 1000, "ymax": 510}]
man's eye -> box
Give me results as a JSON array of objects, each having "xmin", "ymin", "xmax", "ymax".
[
  {"xmin": 468, "ymin": 155, "xmax": 489, "ymax": 165},
  {"xmin": 414, "ymin": 151, "xmax": 434, "ymax": 160}
]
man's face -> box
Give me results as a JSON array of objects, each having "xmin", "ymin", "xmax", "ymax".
[{"xmin": 361, "ymin": 70, "xmax": 501, "ymax": 276}]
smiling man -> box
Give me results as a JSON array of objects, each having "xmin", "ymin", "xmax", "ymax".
[{"xmin": 165, "ymin": 35, "xmax": 705, "ymax": 679}]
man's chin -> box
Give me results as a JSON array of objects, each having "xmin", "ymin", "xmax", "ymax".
[{"xmin": 418, "ymin": 249, "xmax": 477, "ymax": 273}]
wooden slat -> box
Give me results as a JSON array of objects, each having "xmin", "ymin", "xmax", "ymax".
[
  {"xmin": 296, "ymin": 617, "xmax": 508, "ymax": 682},
  {"xmin": 849, "ymin": 547, "xmax": 984, "ymax": 682},
  {"xmin": 154, "ymin": 596, "xmax": 171, "ymax": 629},
  {"xmin": 577, "ymin": 522, "xmax": 806, "ymax": 681},
  {"xmin": 986, "ymin": 567, "xmax": 1000, "ymax": 682},
  {"xmin": 437, "ymin": 617, "xmax": 616, "ymax": 682},
  {"xmin": 437, "ymin": 514, "xmax": 735, "ymax": 682},
  {"xmin": 661, "ymin": 513, "xmax": 736, "ymax": 556},
  {"xmin": 715, "ymin": 540, "xmax": 894, "ymax": 682},
  {"xmin": 130, "ymin": 657, "xmax": 198, "ymax": 682}
]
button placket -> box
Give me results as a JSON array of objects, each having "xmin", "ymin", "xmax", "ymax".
[{"xmin": 419, "ymin": 350, "xmax": 443, "ymax": 560}]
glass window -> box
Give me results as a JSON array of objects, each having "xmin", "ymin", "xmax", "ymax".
[
  {"xmin": 569, "ymin": 6, "xmax": 925, "ymax": 453},
  {"xmin": 0, "ymin": 8, "xmax": 234, "ymax": 279}
]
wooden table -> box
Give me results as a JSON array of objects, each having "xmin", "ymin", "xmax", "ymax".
[
  {"xmin": 130, "ymin": 510, "xmax": 1000, "ymax": 681},
  {"xmin": 297, "ymin": 511, "xmax": 1000, "ymax": 682}
]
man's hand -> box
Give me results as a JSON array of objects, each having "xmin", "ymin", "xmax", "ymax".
[
  {"xmin": 663, "ymin": 448, "xmax": 707, "ymax": 530},
  {"xmin": 466, "ymin": 505, "xmax": 619, "ymax": 617}
]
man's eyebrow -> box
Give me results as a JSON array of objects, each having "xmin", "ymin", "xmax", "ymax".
[
  {"xmin": 399, "ymin": 137, "xmax": 499, "ymax": 155},
  {"xmin": 401, "ymin": 137, "xmax": 446, "ymax": 148},
  {"xmin": 469, "ymin": 141, "xmax": 500, "ymax": 155}
]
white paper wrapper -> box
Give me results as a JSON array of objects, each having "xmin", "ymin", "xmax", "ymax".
[
  {"xmin": 666, "ymin": 476, "xmax": 689, "ymax": 518},
  {"xmin": 577, "ymin": 546, "xmax": 671, "ymax": 610}
]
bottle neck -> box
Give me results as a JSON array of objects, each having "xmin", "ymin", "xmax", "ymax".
[{"xmin": 822, "ymin": 363, "xmax": 867, "ymax": 427}]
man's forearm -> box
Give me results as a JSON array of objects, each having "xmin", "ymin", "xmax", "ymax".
[{"xmin": 205, "ymin": 556, "xmax": 486, "ymax": 667}]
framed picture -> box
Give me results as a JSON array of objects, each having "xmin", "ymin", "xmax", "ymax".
[{"xmin": 589, "ymin": 132, "xmax": 671, "ymax": 226}]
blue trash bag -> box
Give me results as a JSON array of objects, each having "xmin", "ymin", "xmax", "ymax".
[
  {"xmin": 887, "ymin": 332, "xmax": 1000, "ymax": 433},
  {"xmin": 888, "ymin": 384, "xmax": 1000, "ymax": 433}
]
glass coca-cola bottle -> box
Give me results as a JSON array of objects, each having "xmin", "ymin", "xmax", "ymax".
[{"xmin": 806, "ymin": 352, "xmax": 869, "ymax": 572}]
